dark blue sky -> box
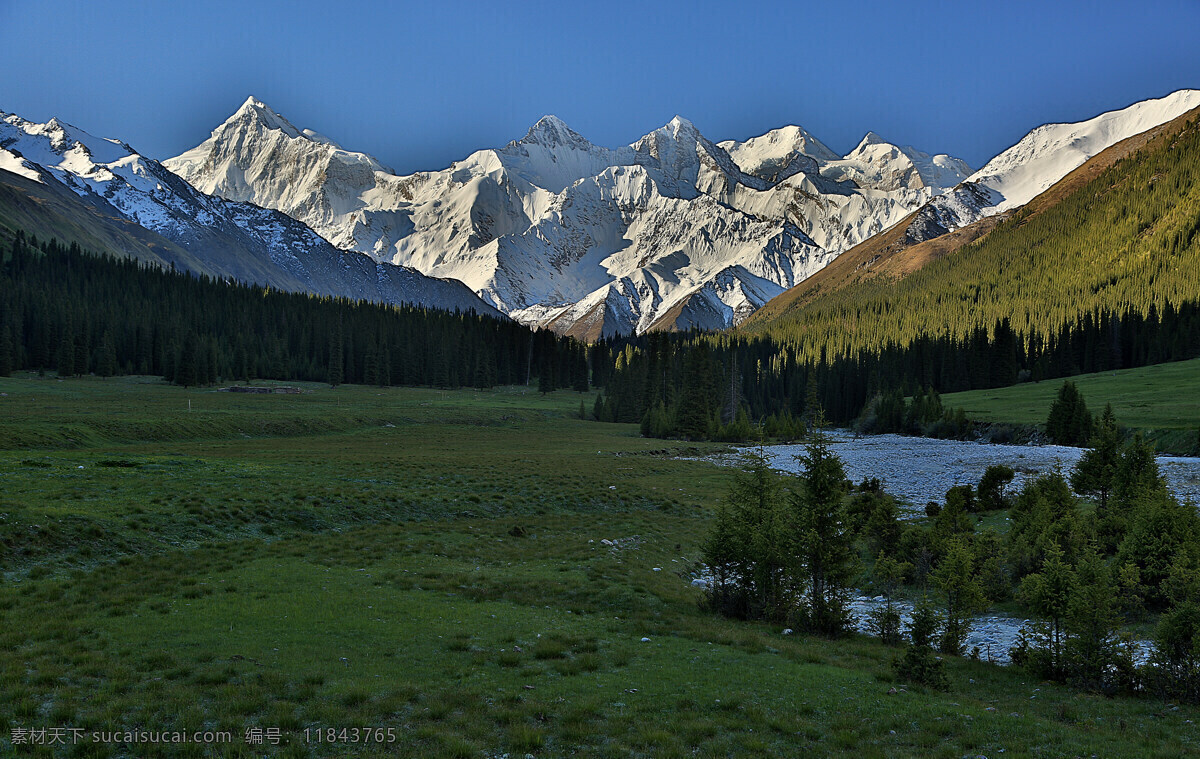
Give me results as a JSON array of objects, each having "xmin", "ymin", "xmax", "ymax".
[{"xmin": 4, "ymin": 0, "xmax": 1199, "ymax": 174}]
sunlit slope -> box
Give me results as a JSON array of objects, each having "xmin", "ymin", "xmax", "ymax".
[
  {"xmin": 943, "ymin": 357, "xmax": 1200, "ymax": 452},
  {"xmin": 743, "ymin": 105, "xmax": 1200, "ymax": 357}
]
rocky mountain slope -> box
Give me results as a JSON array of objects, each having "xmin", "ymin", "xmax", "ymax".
[
  {"xmin": 0, "ymin": 111, "xmax": 498, "ymax": 315},
  {"xmin": 168, "ymin": 99, "xmax": 971, "ymax": 338}
]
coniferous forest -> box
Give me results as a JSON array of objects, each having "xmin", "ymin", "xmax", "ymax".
[
  {"xmin": 0, "ymin": 230, "xmax": 588, "ymax": 390},
  {"xmin": 594, "ymin": 304, "xmax": 1200, "ymax": 437}
]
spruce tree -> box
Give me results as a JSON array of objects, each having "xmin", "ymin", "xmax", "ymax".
[
  {"xmin": 978, "ymin": 465, "xmax": 1015, "ymax": 511},
  {"xmin": 1070, "ymin": 404, "xmax": 1121, "ymax": 510},
  {"xmin": 1065, "ymin": 547, "xmax": 1119, "ymax": 691},
  {"xmin": 676, "ymin": 343, "xmax": 717, "ymax": 440},
  {"xmin": 932, "ymin": 538, "xmax": 985, "ymax": 655},
  {"xmin": 56, "ymin": 316, "xmax": 76, "ymax": 377},
  {"xmin": 792, "ymin": 429, "xmax": 854, "ymax": 636},
  {"xmin": 704, "ymin": 447, "xmax": 791, "ymax": 621},
  {"xmin": 1046, "ymin": 381, "xmax": 1091, "ymax": 445},
  {"xmin": 895, "ymin": 596, "xmax": 948, "ymax": 689},
  {"xmin": 1018, "ymin": 544, "xmax": 1076, "ymax": 681},
  {"xmin": 175, "ymin": 333, "xmax": 201, "ymax": 388},
  {"xmin": 96, "ymin": 331, "xmax": 117, "ymax": 378},
  {"xmin": 1111, "ymin": 433, "xmax": 1166, "ymax": 510},
  {"xmin": 327, "ymin": 334, "xmax": 343, "ymax": 387},
  {"xmin": 1150, "ymin": 600, "xmax": 1200, "ymax": 702},
  {"xmin": 868, "ymin": 553, "xmax": 910, "ymax": 645},
  {"xmin": 1116, "ymin": 489, "xmax": 1199, "ymax": 609}
]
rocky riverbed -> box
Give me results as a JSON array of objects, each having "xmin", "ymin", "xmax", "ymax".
[{"xmin": 751, "ymin": 431, "xmax": 1200, "ymax": 514}]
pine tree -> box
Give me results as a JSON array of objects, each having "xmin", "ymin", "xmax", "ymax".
[
  {"xmin": 932, "ymin": 538, "xmax": 986, "ymax": 655},
  {"xmin": 1071, "ymin": 404, "xmax": 1121, "ymax": 511},
  {"xmin": 1018, "ymin": 543, "xmax": 1076, "ymax": 681},
  {"xmin": 792, "ymin": 429, "xmax": 854, "ymax": 636},
  {"xmin": 894, "ymin": 596, "xmax": 948, "ymax": 689}
]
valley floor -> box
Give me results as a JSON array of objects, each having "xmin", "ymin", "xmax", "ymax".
[{"xmin": 1, "ymin": 375, "xmax": 1197, "ymax": 757}]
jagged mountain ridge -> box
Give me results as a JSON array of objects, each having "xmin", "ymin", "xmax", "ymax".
[
  {"xmin": 0, "ymin": 110, "xmax": 499, "ymax": 316},
  {"xmin": 888, "ymin": 89, "xmax": 1200, "ymax": 250},
  {"xmin": 168, "ymin": 98, "xmax": 972, "ymax": 338}
]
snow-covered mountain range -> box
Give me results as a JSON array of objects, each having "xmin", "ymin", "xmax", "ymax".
[
  {"xmin": 168, "ymin": 98, "xmax": 972, "ymax": 338},
  {"xmin": 0, "ymin": 111, "xmax": 498, "ymax": 315},
  {"xmin": 7, "ymin": 90, "xmax": 1197, "ymax": 339}
]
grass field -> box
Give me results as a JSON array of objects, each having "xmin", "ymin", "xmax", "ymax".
[
  {"xmin": 1, "ymin": 374, "xmax": 1198, "ymax": 757},
  {"xmin": 941, "ymin": 358, "xmax": 1200, "ymax": 452}
]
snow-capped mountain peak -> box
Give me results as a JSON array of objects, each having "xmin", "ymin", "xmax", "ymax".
[
  {"xmin": 814, "ymin": 131, "xmax": 971, "ymax": 193},
  {"xmin": 877, "ymin": 88, "xmax": 1200, "ymax": 256},
  {"xmin": 665, "ymin": 115, "xmax": 698, "ymax": 137},
  {"xmin": 226, "ymin": 96, "xmax": 304, "ymax": 138},
  {"xmin": 516, "ymin": 115, "xmax": 593, "ymax": 151},
  {"xmin": 718, "ymin": 124, "xmax": 839, "ymax": 183},
  {"xmin": 855, "ymin": 131, "xmax": 889, "ymax": 149}
]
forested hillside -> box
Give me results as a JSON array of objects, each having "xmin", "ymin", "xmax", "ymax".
[{"xmin": 0, "ymin": 231, "xmax": 587, "ymax": 390}]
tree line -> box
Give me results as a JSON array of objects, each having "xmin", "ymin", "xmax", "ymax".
[
  {"xmin": 593, "ymin": 303, "xmax": 1200, "ymax": 439},
  {"xmin": 0, "ymin": 230, "xmax": 588, "ymax": 390}
]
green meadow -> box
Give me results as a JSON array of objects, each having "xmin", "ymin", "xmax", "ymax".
[
  {"xmin": 1, "ymin": 374, "xmax": 1197, "ymax": 757},
  {"xmin": 941, "ymin": 357, "xmax": 1200, "ymax": 452}
]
